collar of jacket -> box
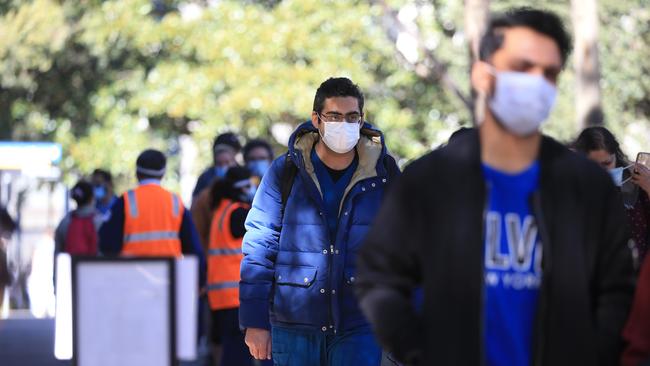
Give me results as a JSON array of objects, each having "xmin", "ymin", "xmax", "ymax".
[
  {"xmin": 446, "ymin": 127, "xmax": 569, "ymax": 192},
  {"xmin": 287, "ymin": 121, "xmax": 387, "ymax": 196}
]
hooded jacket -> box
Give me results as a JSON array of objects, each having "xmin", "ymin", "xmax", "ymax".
[
  {"xmin": 356, "ymin": 128, "xmax": 635, "ymax": 366},
  {"xmin": 239, "ymin": 121, "xmax": 399, "ymax": 333}
]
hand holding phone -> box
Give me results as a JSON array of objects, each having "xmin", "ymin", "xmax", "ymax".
[
  {"xmin": 632, "ymin": 152, "xmax": 650, "ymax": 195},
  {"xmin": 637, "ymin": 152, "xmax": 650, "ymax": 169}
]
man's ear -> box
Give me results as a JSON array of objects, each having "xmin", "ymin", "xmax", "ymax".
[
  {"xmin": 471, "ymin": 61, "xmax": 493, "ymax": 97},
  {"xmin": 311, "ymin": 112, "xmax": 319, "ymax": 129}
]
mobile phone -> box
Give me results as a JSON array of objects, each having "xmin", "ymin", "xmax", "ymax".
[{"xmin": 636, "ymin": 152, "xmax": 650, "ymax": 171}]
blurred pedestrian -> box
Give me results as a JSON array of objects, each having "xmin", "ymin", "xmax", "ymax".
[
  {"xmin": 54, "ymin": 180, "xmax": 102, "ymax": 256},
  {"xmin": 574, "ymin": 126, "xmax": 650, "ymax": 261},
  {"xmin": 98, "ymin": 149, "xmax": 206, "ymax": 268},
  {"xmin": 91, "ymin": 169, "xmax": 118, "ymax": 220},
  {"xmin": 243, "ymin": 139, "xmax": 274, "ymax": 188},
  {"xmin": 0, "ymin": 207, "xmax": 16, "ymax": 309},
  {"xmin": 355, "ymin": 8, "xmax": 635, "ymax": 366},
  {"xmin": 202, "ymin": 166, "xmax": 267, "ymax": 366},
  {"xmin": 193, "ymin": 133, "xmax": 241, "ymax": 198},
  {"xmin": 240, "ymin": 77, "xmax": 399, "ymax": 366}
]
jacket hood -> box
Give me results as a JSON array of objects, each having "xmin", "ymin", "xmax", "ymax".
[{"xmin": 286, "ymin": 120, "xmax": 389, "ymax": 196}]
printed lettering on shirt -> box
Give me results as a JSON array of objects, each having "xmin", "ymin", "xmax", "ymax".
[
  {"xmin": 485, "ymin": 212, "xmax": 509, "ymax": 270},
  {"xmin": 485, "ymin": 212, "xmax": 542, "ymax": 290}
]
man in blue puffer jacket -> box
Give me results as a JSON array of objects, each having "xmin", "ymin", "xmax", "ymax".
[{"xmin": 240, "ymin": 77, "xmax": 399, "ymax": 366}]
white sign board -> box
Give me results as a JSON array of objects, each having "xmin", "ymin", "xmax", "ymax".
[{"xmin": 54, "ymin": 255, "xmax": 198, "ymax": 366}]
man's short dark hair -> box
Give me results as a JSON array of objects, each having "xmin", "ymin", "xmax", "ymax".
[
  {"xmin": 213, "ymin": 132, "xmax": 242, "ymax": 153},
  {"xmin": 91, "ymin": 169, "xmax": 112, "ymax": 184},
  {"xmin": 243, "ymin": 139, "xmax": 274, "ymax": 163},
  {"xmin": 479, "ymin": 8, "xmax": 572, "ymax": 66},
  {"xmin": 312, "ymin": 77, "xmax": 364, "ymax": 114}
]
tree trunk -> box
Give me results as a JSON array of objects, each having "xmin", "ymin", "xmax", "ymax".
[
  {"xmin": 572, "ymin": 0, "xmax": 603, "ymax": 129},
  {"xmin": 464, "ymin": 0, "xmax": 490, "ymax": 63},
  {"xmin": 464, "ymin": 0, "xmax": 490, "ymax": 125}
]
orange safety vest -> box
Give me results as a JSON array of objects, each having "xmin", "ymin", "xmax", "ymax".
[
  {"xmin": 207, "ymin": 199, "xmax": 249, "ymax": 310},
  {"xmin": 122, "ymin": 183, "xmax": 183, "ymax": 257}
]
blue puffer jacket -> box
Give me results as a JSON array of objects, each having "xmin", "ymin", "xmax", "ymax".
[{"xmin": 239, "ymin": 121, "xmax": 399, "ymax": 334}]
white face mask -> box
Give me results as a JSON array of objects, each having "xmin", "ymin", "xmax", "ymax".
[
  {"xmin": 488, "ymin": 69, "xmax": 558, "ymax": 136},
  {"xmin": 319, "ymin": 121, "xmax": 361, "ymax": 154}
]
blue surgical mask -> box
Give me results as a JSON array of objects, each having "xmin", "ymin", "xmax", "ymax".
[
  {"xmin": 609, "ymin": 165, "xmax": 633, "ymax": 187},
  {"xmin": 94, "ymin": 185, "xmax": 106, "ymax": 201},
  {"xmin": 240, "ymin": 186, "xmax": 256, "ymax": 203},
  {"xmin": 214, "ymin": 166, "xmax": 228, "ymax": 179},
  {"xmin": 488, "ymin": 69, "xmax": 557, "ymax": 136},
  {"xmin": 248, "ymin": 160, "xmax": 271, "ymax": 178}
]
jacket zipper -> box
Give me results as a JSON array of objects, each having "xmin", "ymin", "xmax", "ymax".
[{"xmin": 293, "ymin": 151, "xmax": 336, "ymax": 332}]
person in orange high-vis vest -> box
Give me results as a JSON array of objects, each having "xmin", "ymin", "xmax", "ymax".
[
  {"xmin": 194, "ymin": 166, "xmax": 270, "ymax": 366},
  {"xmin": 99, "ymin": 149, "xmax": 206, "ymax": 266}
]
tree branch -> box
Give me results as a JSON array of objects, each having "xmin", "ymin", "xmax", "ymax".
[{"xmin": 369, "ymin": 0, "xmax": 472, "ymax": 112}]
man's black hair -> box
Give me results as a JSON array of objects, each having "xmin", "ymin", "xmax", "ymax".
[
  {"xmin": 213, "ymin": 132, "xmax": 242, "ymax": 153},
  {"xmin": 91, "ymin": 169, "xmax": 113, "ymax": 184},
  {"xmin": 312, "ymin": 77, "xmax": 364, "ymax": 114},
  {"xmin": 243, "ymin": 139, "xmax": 274, "ymax": 163},
  {"xmin": 479, "ymin": 8, "xmax": 572, "ymax": 66}
]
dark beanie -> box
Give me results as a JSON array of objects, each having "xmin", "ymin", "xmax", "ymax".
[{"xmin": 136, "ymin": 149, "xmax": 166, "ymax": 177}]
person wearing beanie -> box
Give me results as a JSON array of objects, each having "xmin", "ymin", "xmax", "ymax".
[
  {"xmin": 98, "ymin": 149, "xmax": 206, "ymax": 273},
  {"xmin": 192, "ymin": 132, "xmax": 241, "ymax": 198}
]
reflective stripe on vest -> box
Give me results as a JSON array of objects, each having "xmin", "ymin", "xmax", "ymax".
[
  {"xmin": 122, "ymin": 185, "xmax": 183, "ymax": 257},
  {"xmin": 124, "ymin": 231, "xmax": 178, "ymax": 244},
  {"xmin": 208, "ymin": 248, "xmax": 242, "ymax": 256},
  {"xmin": 206, "ymin": 199, "xmax": 249, "ymax": 310},
  {"xmin": 207, "ymin": 282, "xmax": 239, "ymax": 291},
  {"xmin": 127, "ymin": 190, "xmax": 138, "ymax": 217},
  {"xmin": 172, "ymin": 194, "xmax": 180, "ymax": 217}
]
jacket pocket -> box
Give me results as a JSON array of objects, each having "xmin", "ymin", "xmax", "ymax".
[
  {"xmin": 272, "ymin": 265, "xmax": 321, "ymax": 325},
  {"xmin": 275, "ymin": 265, "xmax": 317, "ymax": 287}
]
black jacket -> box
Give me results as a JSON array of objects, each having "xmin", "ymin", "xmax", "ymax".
[{"xmin": 356, "ymin": 129, "xmax": 635, "ymax": 366}]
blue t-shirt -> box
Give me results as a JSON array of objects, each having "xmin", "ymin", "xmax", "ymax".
[{"xmin": 482, "ymin": 161, "xmax": 542, "ymax": 366}]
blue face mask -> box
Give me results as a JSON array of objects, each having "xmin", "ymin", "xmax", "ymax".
[
  {"xmin": 239, "ymin": 186, "xmax": 257, "ymax": 203},
  {"xmin": 248, "ymin": 160, "xmax": 271, "ymax": 178},
  {"xmin": 94, "ymin": 185, "xmax": 106, "ymax": 201},
  {"xmin": 214, "ymin": 166, "xmax": 228, "ymax": 179},
  {"xmin": 608, "ymin": 165, "xmax": 633, "ymax": 187}
]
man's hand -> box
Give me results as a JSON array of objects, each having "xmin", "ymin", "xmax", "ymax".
[{"xmin": 245, "ymin": 327, "xmax": 272, "ymax": 360}]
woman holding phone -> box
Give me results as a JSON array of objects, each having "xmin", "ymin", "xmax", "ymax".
[{"xmin": 573, "ymin": 126, "xmax": 650, "ymax": 261}]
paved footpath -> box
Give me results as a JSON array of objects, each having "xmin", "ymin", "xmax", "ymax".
[{"xmin": 0, "ymin": 317, "xmax": 70, "ymax": 366}]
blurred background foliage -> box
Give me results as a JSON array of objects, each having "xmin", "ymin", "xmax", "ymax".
[{"xmin": 0, "ymin": 0, "xmax": 648, "ymax": 191}]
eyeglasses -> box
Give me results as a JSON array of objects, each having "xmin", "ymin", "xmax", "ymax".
[{"xmin": 318, "ymin": 112, "xmax": 363, "ymax": 124}]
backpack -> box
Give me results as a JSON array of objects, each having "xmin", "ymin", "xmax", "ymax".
[
  {"xmin": 64, "ymin": 213, "xmax": 98, "ymax": 255},
  {"xmin": 279, "ymin": 151, "xmax": 399, "ymax": 213}
]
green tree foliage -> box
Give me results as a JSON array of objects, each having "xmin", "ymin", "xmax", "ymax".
[{"xmin": 0, "ymin": 0, "xmax": 648, "ymax": 191}]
